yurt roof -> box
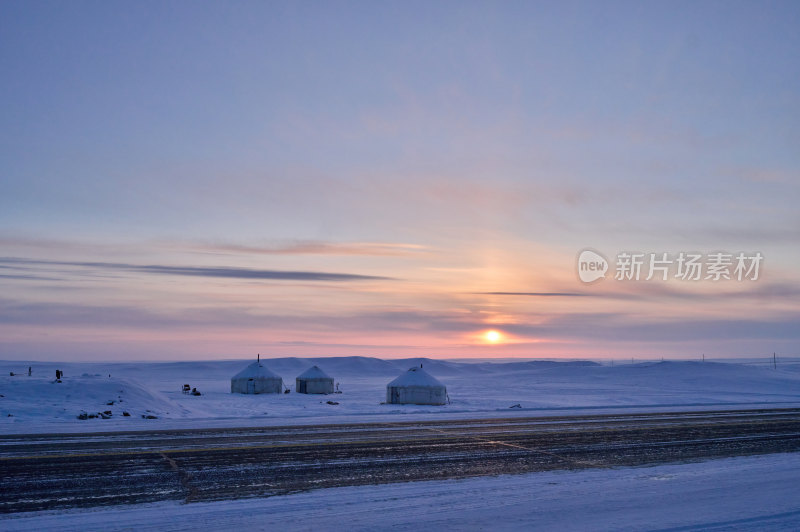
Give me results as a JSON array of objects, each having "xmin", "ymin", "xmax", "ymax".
[
  {"xmin": 232, "ymin": 362, "xmax": 281, "ymax": 380},
  {"xmin": 387, "ymin": 367, "xmax": 445, "ymax": 388},
  {"xmin": 297, "ymin": 365, "xmax": 332, "ymax": 380}
]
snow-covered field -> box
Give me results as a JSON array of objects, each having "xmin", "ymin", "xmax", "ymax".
[
  {"xmin": 2, "ymin": 357, "xmax": 800, "ymax": 434},
  {"xmin": 3, "ymin": 453, "xmax": 800, "ymax": 531}
]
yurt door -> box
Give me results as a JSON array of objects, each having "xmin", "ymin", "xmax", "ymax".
[
  {"xmin": 391, "ymin": 387, "xmax": 399, "ymax": 403},
  {"xmin": 247, "ymin": 379, "xmax": 255, "ymax": 394},
  {"xmin": 299, "ymin": 381, "xmax": 306, "ymax": 393}
]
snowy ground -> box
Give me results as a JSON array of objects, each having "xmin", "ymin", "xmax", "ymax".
[
  {"xmin": 2, "ymin": 357, "xmax": 800, "ymax": 434},
  {"xmin": 2, "ymin": 453, "xmax": 799, "ymax": 531},
  {"xmin": 3, "ymin": 357, "xmax": 800, "ymax": 529}
]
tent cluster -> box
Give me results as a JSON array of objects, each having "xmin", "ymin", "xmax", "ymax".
[
  {"xmin": 230, "ymin": 360, "xmax": 448, "ymax": 405},
  {"xmin": 230, "ymin": 362, "xmax": 335, "ymax": 395}
]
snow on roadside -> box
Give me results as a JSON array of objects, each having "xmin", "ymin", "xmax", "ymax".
[{"xmin": 2, "ymin": 453, "xmax": 799, "ymax": 531}]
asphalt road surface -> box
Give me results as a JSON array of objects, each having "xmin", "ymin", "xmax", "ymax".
[{"xmin": 2, "ymin": 408, "xmax": 800, "ymax": 513}]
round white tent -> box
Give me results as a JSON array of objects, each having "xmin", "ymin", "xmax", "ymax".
[
  {"xmin": 386, "ymin": 366, "xmax": 447, "ymax": 405},
  {"xmin": 231, "ymin": 361, "xmax": 283, "ymax": 394},
  {"xmin": 295, "ymin": 365, "xmax": 334, "ymax": 394}
]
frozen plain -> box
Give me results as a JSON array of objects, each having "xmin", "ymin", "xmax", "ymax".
[{"xmin": 2, "ymin": 357, "xmax": 800, "ymax": 433}]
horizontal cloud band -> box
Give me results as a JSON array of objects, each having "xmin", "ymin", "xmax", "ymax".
[{"xmin": 0, "ymin": 257, "xmax": 392, "ymax": 282}]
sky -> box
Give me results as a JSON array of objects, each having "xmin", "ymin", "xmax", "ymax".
[{"xmin": 1, "ymin": 1, "xmax": 799, "ymax": 361}]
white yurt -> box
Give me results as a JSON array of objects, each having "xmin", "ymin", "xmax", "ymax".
[
  {"xmin": 230, "ymin": 360, "xmax": 283, "ymax": 394},
  {"xmin": 386, "ymin": 366, "xmax": 447, "ymax": 405},
  {"xmin": 295, "ymin": 365, "xmax": 334, "ymax": 394}
]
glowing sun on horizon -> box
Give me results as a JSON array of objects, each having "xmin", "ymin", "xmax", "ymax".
[{"xmin": 484, "ymin": 330, "xmax": 504, "ymax": 344}]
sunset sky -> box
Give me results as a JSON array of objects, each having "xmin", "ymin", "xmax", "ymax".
[{"xmin": 1, "ymin": 1, "xmax": 799, "ymax": 361}]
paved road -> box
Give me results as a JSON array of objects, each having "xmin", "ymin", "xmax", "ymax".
[{"xmin": 2, "ymin": 408, "xmax": 800, "ymax": 513}]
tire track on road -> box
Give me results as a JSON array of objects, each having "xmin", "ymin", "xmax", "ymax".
[
  {"xmin": 159, "ymin": 452, "xmax": 197, "ymax": 502},
  {"xmin": 425, "ymin": 427, "xmax": 601, "ymax": 468}
]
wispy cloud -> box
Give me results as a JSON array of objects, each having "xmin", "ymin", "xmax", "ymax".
[
  {"xmin": 0, "ymin": 257, "xmax": 394, "ymax": 282},
  {"xmin": 478, "ymin": 282, "xmax": 800, "ymax": 302},
  {"xmin": 0, "ymin": 298, "xmax": 180, "ymax": 328},
  {"xmin": 476, "ymin": 292, "xmax": 590, "ymax": 297},
  {"xmin": 275, "ymin": 340, "xmax": 429, "ymax": 350},
  {"xmin": 177, "ymin": 240, "xmax": 430, "ymax": 257},
  {"xmin": 0, "ymin": 235, "xmax": 430, "ymax": 259},
  {"xmin": 0, "ymin": 273, "xmax": 63, "ymax": 281}
]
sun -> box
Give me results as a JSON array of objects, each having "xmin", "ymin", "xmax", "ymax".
[{"xmin": 484, "ymin": 330, "xmax": 503, "ymax": 343}]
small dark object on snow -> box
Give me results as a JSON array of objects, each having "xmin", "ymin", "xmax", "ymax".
[
  {"xmin": 509, "ymin": 403, "xmax": 522, "ymax": 409},
  {"xmin": 326, "ymin": 400, "xmax": 339, "ymax": 405},
  {"xmin": 106, "ymin": 400, "xmax": 115, "ymax": 405},
  {"xmin": 88, "ymin": 413, "xmax": 97, "ymax": 419},
  {"xmin": 77, "ymin": 412, "xmax": 88, "ymax": 420},
  {"xmin": 9, "ymin": 372, "xmax": 14, "ymax": 376},
  {"xmin": 284, "ymin": 388, "xmax": 290, "ymax": 394},
  {"xmin": 99, "ymin": 412, "xmax": 112, "ymax": 419},
  {"xmin": 182, "ymin": 384, "xmax": 191, "ymax": 394},
  {"xmin": 122, "ymin": 411, "xmax": 131, "ymax": 417},
  {"xmin": 103, "ymin": 410, "xmax": 112, "ymax": 415},
  {"xmin": 142, "ymin": 414, "xmax": 158, "ymax": 419},
  {"xmin": 191, "ymin": 387, "xmax": 201, "ymax": 396},
  {"xmin": 7, "ymin": 413, "xmax": 13, "ymax": 417}
]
